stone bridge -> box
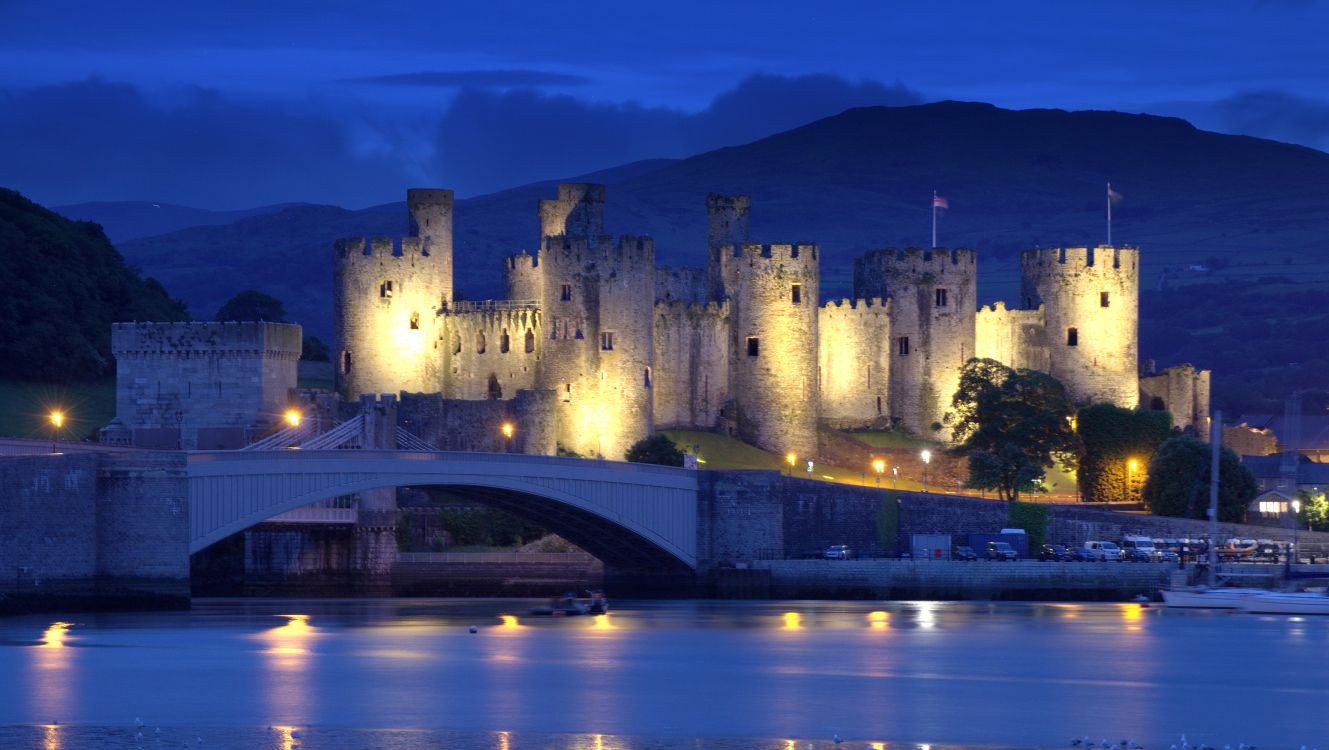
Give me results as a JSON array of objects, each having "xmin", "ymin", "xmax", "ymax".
[{"xmin": 187, "ymin": 450, "xmax": 699, "ymax": 569}]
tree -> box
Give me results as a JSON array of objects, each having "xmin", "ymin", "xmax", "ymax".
[
  {"xmin": 949, "ymin": 358, "xmax": 1080, "ymax": 501},
  {"xmin": 215, "ymin": 290, "xmax": 287, "ymax": 322},
  {"xmin": 1077, "ymin": 403, "xmax": 1173, "ymax": 503},
  {"xmin": 624, "ymin": 433, "xmax": 685, "ymax": 466},
  {"xmin": 1141, "ymin": 436, "xmax": 1256, "ymax": 522},
  {"xmin": 1297, "ymin": 490, "xmax": 1329, "ymax": 532},
  {"xmin": 301, "ymin": 335, "xmax": 329, "ymax": 362}
]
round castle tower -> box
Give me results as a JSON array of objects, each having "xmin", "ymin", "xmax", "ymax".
[
  {"xmin": 854, "ymin": 248, "xmax": 977, "ymax": 440},
  {"xmin": 724, "ymin": 241, "xmax": 820, "ymax": 458},
  {"xmin": 334, "ymin": 188, "xmax": 454, "ymax": 398},
  {"xmin": 706, "ymin": 194, "xmax": 751, "ymax": 301},
  {"xmin": 1020, "ymin": 246, "xmax": 1139, "ymax": 407}
]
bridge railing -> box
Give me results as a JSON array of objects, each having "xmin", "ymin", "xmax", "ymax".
[{"xmin": 187, "ymin": 448, "xmax": 698, "ymax": 478}]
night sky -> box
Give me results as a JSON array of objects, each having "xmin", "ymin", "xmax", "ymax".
[{"xmin": 3, "ymin": 0, "xmax": 1327, "ymax": 209}]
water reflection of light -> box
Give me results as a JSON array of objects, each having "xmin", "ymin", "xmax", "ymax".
[
  {"xmin": 867, "ymin": 611, "xmax": 891, "ymax": 630},
  {"xmin": 497, "ymin": 730, "xmax": 511, "ymax": 750},
  {"xmin": 265, "ymin": 615, "xmax": 314, "ymax": 656},
  {"xmin": 1120, "ymin": 603, "xmax": 1144, "ymax": 631},
  {"xmin": 870, "ymin": 743, "xmax": 885, "ymax": 750},
  {"xmin": 592, "ymin": 614, "xmax": 614, "ymax": 630},
  {"xmin": 43, "ymin": 724, "xmax": 60, "ymax": 750},
  {"xmin": 258, "ymin": 615, "xmax": 316, "ymax": 725},
  {"xmin": 784, "ymin": 740, "xmax": 798, "ymax": 750},
  {"xmin": 499, "ymin": 614, "xmax": 522, "ymax": 629},
  {"xmin": 41, "ymin": 622, "xmax": 72, "ymax": 649},
  {"xmin": 272, "ymin": 725, "xmax": 300, "ymax": 750},
  {"xmin": 916, "ymin": 602, "xmax": 936, "ymax": 629},
  {"xmin": 782, "ymin": 612, "xmax": 802, "ymax": 630}
]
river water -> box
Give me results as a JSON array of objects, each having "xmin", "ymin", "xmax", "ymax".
[{"xmin": 2, "ymin": 598, "xmax": 1326, "ymax": 749}]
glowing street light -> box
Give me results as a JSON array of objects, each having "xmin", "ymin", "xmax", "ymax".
[
  {"xmin": 920, "ymin": 449, "xmax": 932, "ymax": 493},
  {"xmin": 501, "ymin": 421, "xmax": 514, "ymax": 453},
  {"xmin": 285, "ymin": 410, "xmax": 301, "ymax": 428},
  {"xmin": 786, "ymin": 452, "xmax": 796, "ymax": 477},
  {"xmin": 49, "ymin": 410, "xmax": 64, "ymax": 453},
  {"xmin": 872, "ymin": 458, "xmax": 886, "ymax": 487}
]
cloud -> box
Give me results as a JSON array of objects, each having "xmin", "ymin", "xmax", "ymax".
[
  {"xmin": 433, "ymin": 73, "xmax": 925, "ymax": 195},
  {"xmin": 0, "ymin": 78, "xmax": 415, "ymax": 209},
  {"xmin": 348, "ymin": 69, "xmax": 592, "ymax": 88}
]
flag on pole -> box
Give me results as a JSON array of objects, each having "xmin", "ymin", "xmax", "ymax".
[
  {"xmin": 931, "ymin": 191, "xmax": 949, "ymax": 248},
  {"xmin": 1107, "ymin": 185, "xmax": 1123, "ymax": 203},
  {"xmin": 933, "ymin": 194, "xmax": 950, "ymax": 209},
  {"xmin": 1106, "ymin": 182, "xmax": 1122, "ymax": 246}
]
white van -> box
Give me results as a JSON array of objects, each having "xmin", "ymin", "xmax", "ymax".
[
  {"xmin": 1120, "ymin": 535, "xmax": 1158, "ymax": 562},
  {"xmin": 1083, "ymin": 541, "xmax": 1122, "ymax": 561}
]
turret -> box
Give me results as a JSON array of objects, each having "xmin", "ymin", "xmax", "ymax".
[
  {"xmin": 539, "ymin": 183, "xmax": 605, "ymax": 241},
  {"xmin": 724, "ymin": 241, "xmax": 820, "ymax": 457},
  {"xmin": 1020, "ymin": 246, "xmax": 1139, "ymax": 407},
  {"xmin": 707, "ymin": 194, "xmax": 751, "ymax": 301},
  {"xmin": 407, "ymin": 188, "xmax": 454, "ymax": 306},
  {"xmin": 854, "ymin": 248, "xmax": 977, "ymax": 440}
]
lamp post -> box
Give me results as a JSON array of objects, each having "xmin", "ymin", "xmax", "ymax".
[
  {"xmin": 1126, "ymin": 457, "xmax": 1140, "ymax": 503},
  {"xmin": 920, "ymin": 449, "xmax": 932, "ymax": 493},
  {"xmin": 1292, "ymin": 498, "xmax": 1302, "ymax": 564},
  {"xmin": 501, "ymin": 421, "xmax": 514, "ymax": 453},
  {"xmin": 892, "ymin": 465, "xmax": 898, "ymax": 489},
  {"xmin": 785, "ymin": 452, "xmax": 796, "ymax": 477},
  {"xmin": 872, "ymin": 459, "xmax": 886, "ymax": 488},
  {"xmin": 49, "ymin": 411, "xmax": 63, "ymax": 453}
]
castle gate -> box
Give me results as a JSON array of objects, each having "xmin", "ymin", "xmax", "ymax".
[{"xmin": 187, "ymin": 450, "xmax": 699, "ymax": 570}]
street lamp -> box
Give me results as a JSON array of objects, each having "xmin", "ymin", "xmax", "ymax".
[
  {"xmin": 1292, "ymin": 498, "xmax": 1302, "ymax": 563},
  {"xmin": 285, "ymin": 410, "xmax": 301, "ymax": 428},
  {"xmin": 892, "ymin": 465, "xmax": 899, "ymax": 489},
  {"xmin": 920, "ymin": 449, "xmax": 932, "ymax": 493},
  {"xmin": 49, "ymin": 411, "xmax": 64, "ymax": 453},
  {"xmin": 501, "ymin": 421, "xmax": 514, "ymax": 453},
  {"xmin": 872, "ymin": 459, "xmax": 886, "ymax": 487},
  {"xmin": 785, "ymin": 452, "xmax": 796, "ymax": 477}
]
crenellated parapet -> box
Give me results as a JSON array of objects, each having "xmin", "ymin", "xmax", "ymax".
[
  {"xmin": 504, "ymin": 250, "xmax": 542, "ymax": 305},
  {"xmin": 112, "ymin": 321, "xmax": 302, "ymax": 361},
  {"xmin": 818, "ymin": 298, "xmax": 892, "ymax": 429},
  {"xmin": 440, "ymin": 305, "xmax": 542, "ymax": 401},
  {"xmin": 975, "ymin": 301, "xmax": 1050, "ymax": 373}
]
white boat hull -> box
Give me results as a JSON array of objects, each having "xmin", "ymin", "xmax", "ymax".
[
  {"xmin": 1161, "ymin": 588, "xmax": 1267, "ymax": 609},
  {"xmin": 1240, "ymin": 593, "xmax": 1329, "ymax": 615}
]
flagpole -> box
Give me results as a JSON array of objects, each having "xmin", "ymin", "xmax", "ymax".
[
  {"xmin": 932, "ymin": 190, "xmax": 937, "ymax": 249},
  {"xmin": 1107, "ymin": 182, "xmax": 1112, "ymax": 247}
]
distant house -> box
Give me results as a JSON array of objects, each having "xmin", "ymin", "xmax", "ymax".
[
  {"xmin": 1247, "ymin": 489, "xmax": 1299, "ymax": 529},
  {"xmin": 1242, "ymin": 453, "xmax": 1329, "ymax": 495}
]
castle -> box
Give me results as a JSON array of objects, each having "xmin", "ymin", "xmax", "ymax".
[{"xmin": 331, "ymin": 184, "xmax": 1212, "ymax": 459}]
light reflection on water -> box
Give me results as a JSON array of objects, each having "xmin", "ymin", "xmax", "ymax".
[{"xmin": 3, "ymin": 600, "xmax": 1328, "ymax": 748}]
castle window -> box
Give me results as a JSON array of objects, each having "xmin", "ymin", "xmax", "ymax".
[
  {"xmin": 1100, "ymin": 291, "xmax": 1110, "ymax": 308},
  {"xmin": 644, "ymin": 367, "xmax": 653, "ymax": 388},
  {"xmin": 487, "ymin": 373, "xmax": 502, "ymax": 400},
  {"xmin": 341, "ymin": 350, "xmax": 352, "ymax": 375},
  {"xmin": 898, "ymin": 336, "xmax": 910, "ymax": 356},
  {"xmin": 525, "ymin": 329, "xmax": 535, "ymax": 353},
  {"xmin": 451, "ymin": 332, "xmax": 461, "ymax": 355},
  {"xmin": 560, "ymin": 284, "xmax": 572, "ymax": 301},
  {"xmin": 500, "ymin": 330, "xmax": 510, "ymax": 353},
  {"xmin": 935, "ymin": 288, "xmax": 948, "ymax": 307},
  {"xmin": 564, "ymin": 383, "xmax": 572, "ymax": 402},
  {"xmin": 409, "ymin": 312, "xmax": 420, "ymax": 330},
  {"xmin": 791, "ymin": 284, "xmax": 802, "ymax": 304},
  {"xmin": 477, "ymin": 331, "xmax": 487, "ymax": 354},
  {"xmin": 1150, "ymin": 396, "xmax": 1166, "ymax": 411},
  {"xmin": 876, "ymin": 396, "xmax": 883, "ymax": 415},
  {"xmin": 1067, "ymin": 327, "xmax": 1078, "ymax": 347},
  {"xmin": 600, "ymin": 331, "xmax": 615, "ymax": 351},
  {"xmin": 379, "ymin": 280, "xmax": 393, "ymax": 299},
  {"xmin": 746, "ymin": 337, "xmax": 760, "ymax": 357}
]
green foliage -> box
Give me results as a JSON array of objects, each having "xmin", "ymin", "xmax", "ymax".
[
  {"xmin": 0, "ymin": 189, "xmax": 188, "ymax": 381},
  {"xmin": 624, "ymin": 433, "xmax": 685, "ymax": 466},
  {"xmin": 949, "ymin": 358, "xmax": 1081, "ymax": 501},
  {"xmin": 436, "ymin": 506, "xmax": 546, "ymax": 548},
  {"xmin": 1006, "ymin": 501, "xmax": 1049, "ymax": 549},
  {"xmin": 301, "ymin": 334, "xmax": 329, "ymax": 362},
  {"xmin": 875, "ymin": 491, "xmax": 901, "ymax": 553},
  {"xmin": 1298, "ymin": 491, "xmax": 1329, "ymax": 532},
  {"xmin": 1141, "ymin": 436, "xmax": 1257, "ymax": 522},
  {"xmin": 1077, "ymin": 403, "xmax": 1173, "ymax": 503},
  {"xmin": 215, "ymin": 289, "xmax": 287, "ymax": 322}
]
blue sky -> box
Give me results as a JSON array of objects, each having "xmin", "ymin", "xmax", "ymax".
[{"xmin": 2, "ymin": 0, "xmax": 1327, "ymax": 208}]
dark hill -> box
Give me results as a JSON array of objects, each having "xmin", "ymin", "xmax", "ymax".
[
  {"xmin": 0, "ymin": 189, "xmax": 189, "ymax": 380},
  {"xmin": 54, "ymin": 200, "xmax": 302, "ymax": 244},
  {"xmin": 113, "ymin": 101, "xmax": 1329, "ymax": 410}
]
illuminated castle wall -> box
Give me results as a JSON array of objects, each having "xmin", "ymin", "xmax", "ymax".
[{"xmin": 333, "ymin": 183, "xmax": 1210, "ymax": 458}]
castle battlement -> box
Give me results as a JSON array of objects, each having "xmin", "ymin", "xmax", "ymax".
[
  {"xmin": 443, "ymin": 305, "xmax": 541, "ymax": 333},
  {"xmin": 858, "ymin": 247, "xmax": 976, "ymax": 273},
  {"xmin": 542, "ymin": 234, "xmax": 655, "ymax": 267},
  {"xmin": 978, "ymin": 300, "xmax": 1045, "ymax": 316},
  {"xmin": 822, "ymin": 297, "xmax": 886, "ymax": 311},
  {"xmin": 727, "ymin": 241, "xmax": 819, "ymax": 264},
  {"xmin": 335, "ymin": 236, "xmax": 428, "ymax": 261},
  {"xmin": 1022, "ymin": 245, "xmax": 1139, "ymax": 270},
  {"xmin": 111, "ymin": 321, "xmax": 302, "ymax": 359},
  {"xmin": 505, "ymin": 250, "xmax": 537, "ymax": 271}
]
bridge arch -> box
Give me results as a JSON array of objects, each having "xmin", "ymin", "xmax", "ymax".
[{"xmin": 187, "ymin": 451, "xmax": 699, "ymax": 569}]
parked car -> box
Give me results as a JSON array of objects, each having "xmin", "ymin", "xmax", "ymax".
[
  {"xmin": 986, "ymin": 541, "xmax": 1018, "ymax": 561},
  {"xmin": 1121, "ymin": 547, "xmax": 1153, "ymax": 563},
  {"xmin": 1121, "ymin": 535, "xmax": 1160, "ymax": 562},
  {"xmin": 823, "ymin": 545, "xmax": 852, "ymax": 560},
  {"xmin": 952, "ymin": 545, "xmax": 979, "ymax": 561},
  {"xmin": 1038, "ymin": 544, "xmax": 1072, "ymax": 561},
  {"xmin": 1083, "ymin": 541, "xmax": 1122, "ymax": 561}
]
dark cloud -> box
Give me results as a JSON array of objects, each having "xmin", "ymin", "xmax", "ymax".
[
  {"xmin": 1210, "ymin": 90, "xmax": 1329, "ymax": 152},
  {"xmin": 0, "ymin": 78, "xmax": 414, "ymax": 209},
  {"xmin": 348, "ymin": 70, "xmax": 592, "ymax": 88},
  {"xmin": 433, "ymin": 73, "xmax": 925, "ymax": 195}
]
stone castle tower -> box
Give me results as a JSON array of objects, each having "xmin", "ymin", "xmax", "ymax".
[
  {"xmin": 334, "ymin": 188, "xmax": 454, "ymax": 397},
  {"xmin": 1021, "ymin": 246, "xmax": 1139, "ymax": 408},
  {"xmin": 327, "ymin": 184, "xmax": 1201, "ymax": 462},
  {"xmin": 854, "ymin": 248, "xmax": 977, "ymax": 439}
]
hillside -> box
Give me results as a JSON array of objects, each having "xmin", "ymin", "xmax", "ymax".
[
  {"xmin": 0, "ymin": 189, "xmax": 188, "ymax": 381},
  {"xmin": 111, "ymin": 101, "xmax": 1329, "ymax": 411},
  {"xmin": 54, "ymin": 201, "xmax": 301, "ymax": 244}
]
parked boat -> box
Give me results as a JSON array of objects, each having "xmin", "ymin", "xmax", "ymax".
[
  {"xmin": 527, "ymin": 590, "xmax": 610, "ymax": 617},
  {"xmin": 1161, "ymin": 587, "xmax": 1269, "ymax": 609},
  {"xmin": 1239, "ymin": 592, "xmax": 1329, "ymax": 615}
]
